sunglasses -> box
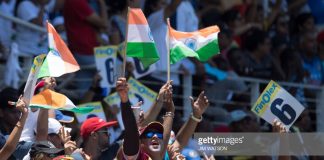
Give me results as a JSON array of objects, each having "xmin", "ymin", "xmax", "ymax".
[{"xmin": 144, "ymin": 131, "xmax": 163, "ymax": 139}]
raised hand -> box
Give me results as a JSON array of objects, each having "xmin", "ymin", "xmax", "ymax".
[
  {"xmin": 164, "ymin": 82, "xmax": 174, "ymax": 112},
  {"xmin": 116, "ymin": 77, "xmax": 129, "ymax": 103},
  {"xmin": 8, "ymin": 95, "xmax": 28, "ymax": 116},
  {"xmin": 272, "ymin": 119, "xmax": 288, "ymax": 133},
  {"xmin": 189, "ymin": 91, "xmax": 209, "ymax": 118},
  {"xmin": 157, "ymin": 80, "xmax": 173, "ymax": 102}
]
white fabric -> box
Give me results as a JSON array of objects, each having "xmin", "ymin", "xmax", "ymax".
[
  {"xmin": 148, "ymin": 9, "xmax": 181, "ymax": 85},
  {"xmin": 0, "ymin": 0, "xmax": 15, "ymax": 48},
  {"xmin": 20, "ymin": 108, "xmax": 40, "ymax": 142},
  {"xmin": 127, "ymin": 25, "xmax": 154, "ymax": 42},
  {"xmin": 16, "ymin": 1, "xmax": 48, "ymax": 56},
  {"xmin": 4, "ymin": 43, "xmax": 22, "ymax": 89}
]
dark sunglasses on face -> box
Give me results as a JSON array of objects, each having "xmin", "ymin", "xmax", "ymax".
[{"xmin": 145, "ymin": 131, "xmax": 163, "ymax": 139}]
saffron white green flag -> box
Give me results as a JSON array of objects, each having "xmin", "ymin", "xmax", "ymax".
[
  {"xmin": 38, "ymin": 22, "xmax": 80, "ymax": 78},
  {"xmin": 167, "ymin": 21, "xmax": 220, "ymax": 64},
  {"xmin": 126, "ymin": 8, "xmax": 159, "ymax": 68}
]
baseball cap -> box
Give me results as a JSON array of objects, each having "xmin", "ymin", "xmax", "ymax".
[
  {"xmin": 48, "ymin": 118, "xmax": 72, "ymax": 134},
  {"xmin": 29, "ymin": 141, "xmax": 64, "ymax": 158},
  {"xmin": 229, "ymin": 110, "xmax": 250, "ymax": 123},
  {"xmin": 80, "ymin": 117, "xmax": 118, "ymax": 139},
  {"xmin": 34, "ymin": 80, "xmax": 45, "ymax": 95},
  {"xmin": 139, "ymin": 121, "xmax": 164, "ymax": 137},
  {"xmin": 55, "ymin": 110, "xmax": 74, "ymax": 123}
]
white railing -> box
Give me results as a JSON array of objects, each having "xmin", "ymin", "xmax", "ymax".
[{"xmin": 0, "ymin": 11, "xmax": 46, "ymax": 33}]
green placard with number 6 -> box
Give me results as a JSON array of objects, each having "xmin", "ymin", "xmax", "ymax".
[{"xmin": 251, "ymin": 80, "xmax": 305, "ymax": 130}]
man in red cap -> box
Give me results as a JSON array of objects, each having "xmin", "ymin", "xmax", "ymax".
[{"xmin": 81, "ymin": 117, "xmax": 117, "ymax": 160}]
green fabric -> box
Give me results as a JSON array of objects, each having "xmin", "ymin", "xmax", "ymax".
[
  {"xmin": 127, "ymin": 42, "xmax": 160, "ymax": 68},
  {"xmin": 170, "ymin": 39, "xmax": 220, "ymax": 64}
]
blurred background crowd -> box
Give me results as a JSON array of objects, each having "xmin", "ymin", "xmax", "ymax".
[{"xmin": 1, "ymin": 0, "xmax": 324, "ymax": 159}]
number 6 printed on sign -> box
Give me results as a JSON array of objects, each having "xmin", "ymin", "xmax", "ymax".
[{"xmin": 251, "ymin": 80, "xmax": 305, "ymax": 130}]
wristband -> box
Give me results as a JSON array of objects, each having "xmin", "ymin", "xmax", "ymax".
[
  {"xmin": 163, "ymin": 112, "xmax": 174, "ymax": 118},
  {"xmin": 191, "ymin": 113, "xmax": 202, "ymax": 122}
]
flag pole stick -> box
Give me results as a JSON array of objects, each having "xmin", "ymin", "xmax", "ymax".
[
  {"xmin": 166, "ymin": 18, "xmax": 170, "ymax": 81},
  {"xmin": 122, "ymin": 7, "xmax": 130, "ymax": 78}
]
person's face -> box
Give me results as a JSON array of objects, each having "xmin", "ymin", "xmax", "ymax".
[
  {"xmin": 301, "ymin": 33, "xmax": 317, "ymax": 55},
  {"xmin": 276, "ymin": 17, "xmax": 289, "ymax": 34},
  {"xmin": 95, "ymin": 128, "xmax": 110, "ymax": 149},
  {"xmin": 258, "ymin": 38, "xmax": 271, "ymax": 56},
  {"xmin": 141, "ymin": 129, "xmax": 163, "ymax": 154},
  {"xmin": 43, "ymin": 77, "xmax": 56, "ymax": 90},
  {"xmin": 47, "ymin": 134, "xmax": 64, "ymax": 149},
  {"xmin": 303, "ymin": 17, "xmax": 315, "ymax": 32}
]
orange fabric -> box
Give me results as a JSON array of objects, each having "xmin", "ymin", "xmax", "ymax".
[
  {"xmin": 128, "ymin": 8, "xmax": 148, "ymax": 25},
  {"xmin": 47, "ymin": 22, "xmax": 79, "ymax": 67},
  {"xmin": 31, "ymin": 89, "xmax": 66, "ymax": 108},
  {"xmin": 168, "ymin": 23, "xmax": 220, "ymax": 39}
]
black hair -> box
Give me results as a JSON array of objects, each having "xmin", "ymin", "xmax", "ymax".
[
  {"xmin": 243, "ymin": 28, "xmax": 268, "ymax": 52},
  {"xmin": 144, "ymin": 0, "xmax": 159, "ymax": 17},
  {"xmin": 200, "ymin": 9, "xmax": 221, "ymax": 28},
  {"xmin": 0, "ymin": 87, "xmax": 19, "ymax": 110},
  {"xmin": 106, "ymin": 0, "xmax": 127, "ymax": 16},
  {"xmin": 222, "ymin": 8, "xmax": 240, "ymax": 25}
]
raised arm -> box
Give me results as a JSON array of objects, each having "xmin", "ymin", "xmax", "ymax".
[
  {"xmin": 0, "ymin": 96, "xmax": 28, "ymax": 159},
  {"xmin": 161, "ymin": 84, "xmax": 175, "ymax": 157},
  {"xmin": 142, "ymin": 81, "xmax": 172, "ymax": 126},
  {"xmin": 172, "ymin": 91, "xmax": 209, "ymax": 150},
  {"xmin": 117, "ymin": 77, "xmax": 139, "ymax": 156},
  {"xmin": 273, "ymin": 119, "xmax": 291, "ymax": 160}
]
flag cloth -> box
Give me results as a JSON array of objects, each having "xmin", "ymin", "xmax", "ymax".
[
  {"xmin": 126, "ymin": 8, "xmax": 159, "ymax": 68},
  {"xmin": 167, "ymin": 22, "xmax": 220, "ymax": 64},
  {"xmin": 38, "ymin": 22, "xmax": 80, "ymax": 78},
  {"xmin": 30, "ymin": 89, "xmax": 93, "ymax": 113}
]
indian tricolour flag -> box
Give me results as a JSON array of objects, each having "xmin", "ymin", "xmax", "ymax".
[
  {"xmin": 30, "ymin": 89, "xmax": 93, "ymax": 113},
  {"xmin": 126, "ymin": 8, "xmax": 159, "ymax": 68},
  {"xmin": 167, "ymin": 21, "xmax": 220, "ymax": 64},
  {"xmin": 38, "ymin": 22, "xmax": 80, "ymax": 78}
]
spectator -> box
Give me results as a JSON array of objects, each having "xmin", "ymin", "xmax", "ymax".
[
  {"xmin": 280, "ymin": 48, "xmax": 307, "ymax": 107},
  {"xmin": 144, "ymin": 0, "xmax": 183, "ymax": 89},
  {"xmin": 299, "ymin": 32, "xmax": 323, "ymax": 85},
  {"xmin": 317, "ymin": 30, "xmax": 324, "ymax": 69},
  {"xmin": 63, "ymin": 0, "xmax": 108, "ymax": 92},
  {"xmin": 15, "ymin": 0, "xmax": 50, "ymax": 56},
  {"xmin": 80, "ymin": 117, "xmax": 118, "ymax": 160},
  {"xmin": 229, "ymin": 110, "xmax": 260, "ymax": 132},
  {"xmin": 0, "ymin": 0, "xmax": 15, "ymax": 59},
  {"xmin": 0, "ymin": 93, "xmax": 28, "ymax": 159},
  {"xmin": 0, "ymin": 87, "xmax": 33, "ymax": 159},
  {"xmin": 242, "ymin": 28, "xmax": 285, "ymax": 80}
]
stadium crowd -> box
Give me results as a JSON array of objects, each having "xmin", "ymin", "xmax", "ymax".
[{"xmin": 0, "ymin": 0, "xmax": 324, "ymax": 159}]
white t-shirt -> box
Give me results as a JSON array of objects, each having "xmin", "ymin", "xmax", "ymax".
[
  {"xmin": 0, "ymin": 0, "xmax": 15, "ymax": 48},
  {"xmin": 16, "ymin": 1, "xmax": 48, "ymax": 56},
  {"xmin": 148, "ymin": 9, "xmax": 181, "ymax": 85},
  {"xmin": 20, "ymin": 108, "xmax": 39, "ymax": 142},
  {"xmin": 176, "ymin": 1, "xmax": 199, "ymax": 75}
]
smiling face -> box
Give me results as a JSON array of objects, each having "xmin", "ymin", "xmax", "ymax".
[{"xmin": 140, "ymin": 129, "xmax": 163, "ymax": 155}]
